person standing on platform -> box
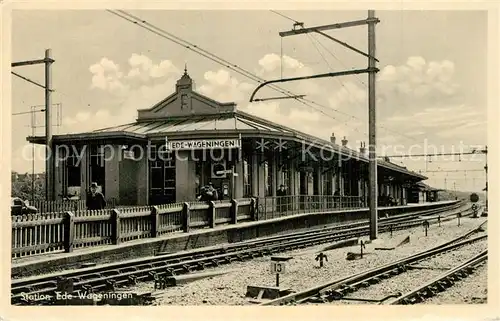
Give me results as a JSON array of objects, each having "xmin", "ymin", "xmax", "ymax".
[
  {"xmin": 277, "ymin": 184, "xmax": 287, "ymax": 212},
  {"xmin": 199, "ymin": 182, "xmax": 219, "ymax": 202},
  {"xmin": 207, "ymin": 182, "xmax": 219, "ymax": 201},
  {"xmin": 86, "ymin": 182, "xmax": 107, "ymax": 210}
]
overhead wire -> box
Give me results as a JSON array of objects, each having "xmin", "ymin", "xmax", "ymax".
[
  {"xmin": 107, "ymin": 9, "xmax": 371, "ymax": 137},
  {"xmin": 274, "ymin": 11, "xmax": 422, "ymax": 143}
]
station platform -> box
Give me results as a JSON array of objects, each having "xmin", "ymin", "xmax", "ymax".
[{"xmin": 11, "ymin": 200, "xmax": 459, "ymax": 278}]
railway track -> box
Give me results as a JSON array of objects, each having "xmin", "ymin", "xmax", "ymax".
[
  {"xmin": 261, "ymin": 220, "xmax": 487, "ymax": 306},
  {"xmin": 384, "ymin": 249, "xmax": 487, "ymax": 305},
  {"xmin": 11, "ymin": 202, "xmax": 473, "ymax": 305}
]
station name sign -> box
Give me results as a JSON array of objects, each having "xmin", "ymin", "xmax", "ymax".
[{"xmin": 166, "ymin": 138, "xmax": 241, "ymax": 150}]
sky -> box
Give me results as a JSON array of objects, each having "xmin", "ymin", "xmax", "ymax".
[{"xmin": 10, "ymin": 9, "xmax": 488, "ymax": 192}]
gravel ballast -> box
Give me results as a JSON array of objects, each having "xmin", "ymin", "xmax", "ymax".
[
  {"xmin": 422, "ymin": 263, "xmax": 488, "ymax": 304},
  {"xmin": 328, "ymin": 239, "xmax": 488, "ymax": 305},
  {"xmin": 127, "ymin": 217, "xmax": 488, "ymax": 305}
]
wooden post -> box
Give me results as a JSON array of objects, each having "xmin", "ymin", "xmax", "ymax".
[
  {"xmin": 63, "ymin": 211, "xmax": 75, "ymax": 253},
  {"xmin": 208, "ymin": 201, "xmax": 216, "ymax": 228},
  {"xmin": 182, "ymin": 202, "xmax": 190, "ymax": 232},
  {"xmin": 230, "ymin": 199, "xmax": 238, "ymax": 224},
  {"xmin": 111, "ymin": 209, "xmax": 121, "ymax": 245},
  {"xmin": 151, "ymin": 206, "xmax": 159, "ymax": 238}
]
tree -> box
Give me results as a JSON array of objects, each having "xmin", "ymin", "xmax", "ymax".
[{"xmin": 11, "ymin": 172, "xmax": 46, "ymax": 201}]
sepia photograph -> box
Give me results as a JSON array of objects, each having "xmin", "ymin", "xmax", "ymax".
[{"xmin": 6, "ymin": 7, "xmax": 492, "ymax": 309}]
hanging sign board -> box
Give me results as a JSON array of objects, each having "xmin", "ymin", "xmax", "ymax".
[{"xmin": 166, "ymin": 138, "xmax": 241, "ymax": 151}]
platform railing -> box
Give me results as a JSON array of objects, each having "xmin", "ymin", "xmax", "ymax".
[
  {"xmin": 10, "ymin": 194, "xmax": 395, "ymax": 258},
  {"xmin": 11, "ymin": 198, "xmax": 256, "ymax": 258},
  {"xmin": 256, "ymin": 195, "xmax": 366, "ymax": 220},
  {"xmin": 26, "ymin": 198, "xmax": 118, "ymax": 214}
]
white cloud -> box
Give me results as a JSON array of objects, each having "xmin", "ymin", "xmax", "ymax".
[
  {"xmin": 64, "ymin": 54, "xmax": 183, "ymax": 134},
  {"xmin": 89, "ymin": 57, "xmax": 127, "ymax": 94},
  {"xmin": 378, "ymin": 56, "xmax": 459, "ymax": 98},
  {"xmin": 197, "ymin": 69, "xmax": 254, "ymax": 103},
  {"xmin": 70, "ymin": 53, "xmax": 485, "ymax": 161}
]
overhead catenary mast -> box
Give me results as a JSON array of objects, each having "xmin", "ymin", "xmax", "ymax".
[{"xmin": 249, "ymin": 11, "xmax": 380, "ymax": 239}]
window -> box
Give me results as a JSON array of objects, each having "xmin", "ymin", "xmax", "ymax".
[
  {"xmin": 64, "ymin": 146, "xmax": 82, "ymax": 198},
  {"xmin": 181, "ymin": 94, "xmax": 188, "ymax": 109},
  {"xmin": 281, "ymin": 165, "xmax": 289, "ymax": 191},
  {"xmin": 67, "ymin": 147, "xmax": 81, "ymax": 188},
  {"xmin": 149, "ymin": 144, "xmax": 176, "ymax": 204},
  {"xmin": 323, "ymin": 172, "xmax": 332, "ymax": 195},
  {"xmin": 89, "ymin": 145, "xmax": 105, "ymax": 194},
  {"xmin": 264, "ymin": 159, "xmax": 273, "ymax": 197}
]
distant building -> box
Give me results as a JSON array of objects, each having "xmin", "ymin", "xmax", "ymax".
[{"xmin": 408, "ymin": 181, "xmax": 443, "ymax": 203}]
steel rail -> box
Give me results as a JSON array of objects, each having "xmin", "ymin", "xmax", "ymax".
[
  {"xmin": 261, "ymin": 222, "xmax": 487, "ymax": 305},
  {"xmin": 384, "ymin": 250, "xmax": 487, "ymax": 305},
  {"xmin": 13, "ymin": 213, "xmax": 477, "ymax": 306},
  {"xmin": 13, "ymin": 202, "xmax": 465, "ymax": 282},
  {"xmin": 11, "ymin": 204, "xmax": 471, "ymax": 304},
  {"xmin": 11, "ymin": 203, "xmax": 471, "ymax": 305}
]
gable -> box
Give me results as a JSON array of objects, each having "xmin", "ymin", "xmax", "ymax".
[{"xmin": 137, "ymin": 71, "xmax": 236, "ymax": 120}]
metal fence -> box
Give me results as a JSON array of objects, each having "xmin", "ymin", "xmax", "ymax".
[{"xmin": 256, "ymin": 195, "xmax": 366, "ymax": 220}]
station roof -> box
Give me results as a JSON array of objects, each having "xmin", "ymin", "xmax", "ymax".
[
  {"xmin": 415, "ymin": 182, "xmax": 443, "ymax": 191},
  {"xmin": 27, "ymin": 69, "xmax": 427, "ymax": 181}
]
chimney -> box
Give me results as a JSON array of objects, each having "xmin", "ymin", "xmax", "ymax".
[
  {"xmin": 330, "ymin": 132, "xmax": 336, "ymax": 144},
  {"xmin": 359, "ymin": 141, "xmax": 366, "ymax": 154},
  {"xmin": 341, "ymin": 136, "xmax": 348, "ymax": 147}
]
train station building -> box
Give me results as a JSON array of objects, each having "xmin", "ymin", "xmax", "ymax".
[{"xmin": 28, "ymin": 70, "xmax": 427, "ymax": 206}]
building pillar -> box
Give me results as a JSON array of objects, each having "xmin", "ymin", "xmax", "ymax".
[
  {"xmin": 80, "ymin": 145, "xmax": 90, "ymax": 201},
  {"xmin": 336, "ymin": 160, "xmax": 343, "ymax": 195},
  {"xmin": 314, "ymin": 165, "xmax": 321, "ymax": 195},
  {"xmin": 136, "ymin": 145, "xmax": 148, "ymax": 205},
  {"xmin": 251, "ymin": 154, "xmax": 259, "ymax": 196},
  {"xmin": 258, "ymin": 155, "xmax": 266, "ymax": 197},
  {"xmin": 104, "ymin": 145, "xmax": 121, "ymax": 203},
  {"xmin": 271, "ymin": 155, "xmax": 277, "ymax": 197},
  {"xmin": 233, "ymin": 159, "xmax": 244, "ymax": 199}
]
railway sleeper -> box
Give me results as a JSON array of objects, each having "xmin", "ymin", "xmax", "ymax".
[
  {"xmin": 105, "ymin": 279, "xmax": 116, "ymax": 291},
  {"xmin": 308, "ymin": 296, "xmax": 328, "ymax": 303},
  {"xmin": 325, "ymin": 289, "xmax": 345, "ymax": 300},
  {"xmin": 128, "ymin": 275, "xmax": 138, "ymax": 285},
  {"xmin": 182, "ymin": 264, "xmax": 195, "ymax": 273},
  {"xmin": 421, "ymin": 288, "xmax": 434, "ymax": 297},
  {"xmin": 360, "ymin": 281, "xmax": 371, "ymax": 288},
  {"xmin": 164, "ymin": 268, "xmax": 176, "ymax": 276},
  {"xmin": 82, "ymin": 284, "xmax": 94, "ymax": 293},
  {"xmin": 173, "ymin": 267, "xmax": 186, "ymax": 275}
]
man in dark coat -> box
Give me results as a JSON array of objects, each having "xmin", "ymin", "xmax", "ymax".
[
  {"xmin": 86, "ymin": 182, "xmax": 107, "ymax": 210},
  {"xmin": 198, "ymin": 182, "xmax": 219, "ymax": 202}
]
